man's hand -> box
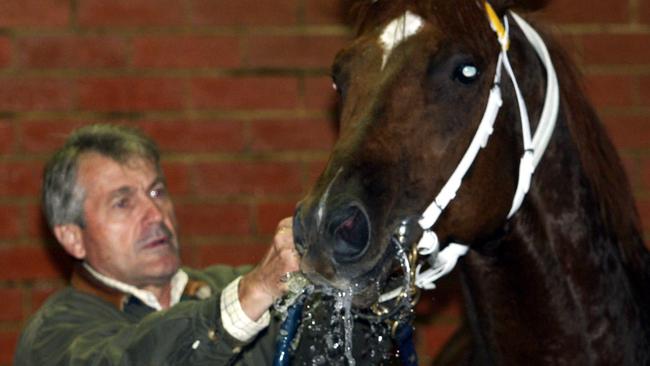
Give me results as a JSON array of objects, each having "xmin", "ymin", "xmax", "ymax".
[{"xmin": 238, "ymin": 217, "xmax": 300, "ymax": 321}]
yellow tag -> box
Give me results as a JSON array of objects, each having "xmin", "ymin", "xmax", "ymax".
[{"xmin": 484, "ymin": 1, "xmax": 509, "ymax": 50}]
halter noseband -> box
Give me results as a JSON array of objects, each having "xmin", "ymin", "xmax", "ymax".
[{"xmin": 379, "ymin": 2, "xmax": 560, "ymax": 304}]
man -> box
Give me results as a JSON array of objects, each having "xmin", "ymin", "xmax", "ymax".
[{"xmin": 14, "ymin": 124, "xmax": 301, "ymax": 365}]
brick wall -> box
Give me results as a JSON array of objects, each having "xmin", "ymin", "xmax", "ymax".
[{"xmin": 0, "ymin": 0, "xmax": 648, "ymax": 364}]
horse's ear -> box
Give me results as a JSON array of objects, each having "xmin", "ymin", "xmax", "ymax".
[
  {"xmin": 488, "ymin": 0, "xmax": 550, "ymax": 15},
  {"xmin": 343, "ymin": 0, "xmax": 391, "ymax": 34}
]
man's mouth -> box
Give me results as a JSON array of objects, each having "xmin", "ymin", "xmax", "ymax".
[
  {"xmin": 142, "ymin": 236, "xmax": 169, "ymax": 249},
  {"xmin": 137, "ymin": 223, "xmax": 176, "ymax": 251}
]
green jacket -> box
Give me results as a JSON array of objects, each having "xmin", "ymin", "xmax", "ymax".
[{"xmin": 14, "ymin": 264, "xmax": 280, "ymax": 366}]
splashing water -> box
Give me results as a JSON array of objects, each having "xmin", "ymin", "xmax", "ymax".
[
  {"xmin": 273, "ymin": 272, "xmax": 313, "ymax": 317},
  {"xmin": 335, "ymin": 287, "xmax": 355, "ymax": 366},
  {"xmin": 277, "ymin": 278, "xmax": 394, "ymax": 365}
]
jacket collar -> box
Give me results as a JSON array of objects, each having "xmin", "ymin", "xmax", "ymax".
[{"xmin": 70, "ymin": 263, "xmax": 212, "ymax": 311}]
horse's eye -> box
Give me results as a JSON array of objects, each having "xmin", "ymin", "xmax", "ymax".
[{"xmin": 453, "ymin": 63, "xmax": 480, "ymax": 84}]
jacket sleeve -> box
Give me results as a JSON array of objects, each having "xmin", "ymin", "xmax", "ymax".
[{"xmin": 14, "ymin": 290, "xmax": 259, "ymax": 366}]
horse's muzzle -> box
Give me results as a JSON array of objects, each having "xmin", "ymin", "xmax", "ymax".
[{"xmin": 294, "ymin": 202, "xmax": 371, "ymax": 265}]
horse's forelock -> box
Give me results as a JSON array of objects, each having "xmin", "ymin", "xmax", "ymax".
[{"xmin": 349, "ymin": 0, "xmax": 497, "ymax": 59}]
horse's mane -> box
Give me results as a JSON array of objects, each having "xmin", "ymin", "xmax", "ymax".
[{"xmin": 544, "ymin": 33, "xmax": 650, "ymax": 295}]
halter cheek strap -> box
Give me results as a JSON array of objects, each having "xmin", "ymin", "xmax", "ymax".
[{"xmin": 386, "ymin": 3, "xmax": 560, "ymax": 296}]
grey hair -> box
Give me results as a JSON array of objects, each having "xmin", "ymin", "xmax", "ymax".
[{"xmin": 42, "ymin": 124, "xmax": 161, "ymax": 228}]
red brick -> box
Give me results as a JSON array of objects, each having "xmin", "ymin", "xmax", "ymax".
[
  {"xmin": 175, "ymin": 203, "xmax": 250, "ymax": 236},
  {"xmin": 0, "ymin": 245, "xmax": 68, "ymax": 281},
  {"xmin": 160, "ymin": 162, "xmax": 191, "ymax": 196},
  {"xmin": 250, "ymin": 119, "xmax": 336, "ymax": 152},
  {"xmin": 0, "ymin": 120, "xmax": 15, "ymax": 154},
  {"xmin": 0, "ymin": 288, "xmax": 23, "ymax": 321},
  {"xmin": 305, "ymin": 76, "xmax": 338, "ymax": 110},
  {"xmin": 552, "ymin": 34, "xmax": 582, "ymax": 65},
  {"xmin": 17, "ymin": 36, "xmax": 126, "ymax": 69},
  {"xmin": 639, "ymin": 76, "xmax": 650, "ymax": 105},
  {"xmin": 31, "ymin": 286, "xmax": 61, "ymax": 311},
  {"xmin": 0, "ymin": 37, "xmax": 12, "ymax": 68},
  {"xmin": 77, "ymin": 77, "xmax": 184, "ymax": 111},
  {"xmin": 179, "ymin": 243, "xmax": 199, "ymax": 268},
  {"xmin": 617, "ymin": 153, "xmax": 640, "ymax": 190},
  {"xmin": 0, "ymin": 78, "xmax": 73, "ymax": 111},
  {"xmin": 638, "ymin": 197, "xmax": 650, "ymax": 235},
  {"xmin": 642, "ymin": 157, "xmax": 650, "ymax": 193},
  {"xmin": 26, "ymin": 204, "xmax": 51, "ymax": 240},
  {"xmin": 538, "ymin": 0, "xmax": 628, "ymax": 24},
  {"xmin": 133, "ymin": 36, "xmax": 241, "ymax": 69},
  {"xmin": 0, "ymin": 161, "xmax": 44, "ymax": 198},
  {"xmin": 0, "ymin": 330, "xmax": 18, "ymax": 365},
  {"xmin": 255, "ymin": 202, "xmax": 296, "ymax": 235},
  {"xmin": 0, "ymin": 205, "xmax": 21, "ymax": 240},
  {"xmin": 583, "ymin": 74, "xmax": 635, "ymax": 108},
  {"xmin": 307, "ymin": 160, "xmax": 330, "ymax": 188},
  {"xmin": 195, "ymin": 162, "xmax": 304, "ymax": 196},
  {"xmin": 20, "ymin": 120, "xmax": 86, "ymax": 153},
  {"xmin": 602, "ymin": 116, "xmax": 650, "ymax": 151},
  {"xmin": 305, "ymin": 0, "xmax": 347, "ymax": 24},
  {"xmin": 247, "ymin": 35, "xmax": 347, "ymax": 69},
  {"xmin": 416, "ymin": 323, "xmax": 459, "ymax": 360},
  {"xmin": 137, "ymin": 120, "xmax": 245, "ymax": 153},
  {"xmin": 640, "ymin": 0, "xmax": 650, "ymax": 24},
  {"xmin": 190, "ymin": 0, "xmax": 298, "ymax": 26},
  {"xmin": 581, "ymin": 34, "xmax": 650, "ymax": 66},
  {"xmin": 197, "ymin": 243, "xmax": 267, "ymax": 267},
  {"xmin": 0, "ymin": 0, "xmax": 69, "ymax": 27},
  {"xmin": 190, "ymin": 77, "xmax": 299, "ymax": 110},
  {"xmin": 78, "ymin": 0, "xmax": 185, "ymax": 27}
]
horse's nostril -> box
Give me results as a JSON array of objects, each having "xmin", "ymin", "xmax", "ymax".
[{"xmin": 332, "ymin": 204, "xmax": 370, "ymax": 262}]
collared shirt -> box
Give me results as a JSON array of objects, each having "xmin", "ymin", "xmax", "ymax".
[{"xmin": 82, "ymin": 263, "xmax": 270, "ymax": 342}]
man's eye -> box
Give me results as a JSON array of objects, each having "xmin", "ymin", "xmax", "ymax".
[
  {"xmin": 150, "ymin": 186, "xmax": 167, "ymax": 199},
  {"xmin": 114, "ymin": 198, "xmax": 130, "ymax": 209}
]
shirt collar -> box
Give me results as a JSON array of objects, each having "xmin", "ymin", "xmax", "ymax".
[{"xmin": 82, "ymin": 262, "xmax": 189, "ymax": 311}]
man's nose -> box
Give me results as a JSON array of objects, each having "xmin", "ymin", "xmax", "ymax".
[{"xmin": 142, "ymin": 195, "xmax": 164, "ymax": 223}]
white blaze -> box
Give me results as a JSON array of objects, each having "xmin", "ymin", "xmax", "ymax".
[
  {"xmin": 379, "ymin": 11, "xmax": 424, "ymax": 69},
  {"xmin": 316, "ymin": 167, "xmax": 343, "ymax": 227}
]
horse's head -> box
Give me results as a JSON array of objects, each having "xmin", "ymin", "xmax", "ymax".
[{"xmin": 294, "ymin": 0, "xmax": 551, "ymax": 307}]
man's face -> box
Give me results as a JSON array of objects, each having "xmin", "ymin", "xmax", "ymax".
[{"xmin": 75, "ymin": 153, "xmax": 180, "ymax": 288}]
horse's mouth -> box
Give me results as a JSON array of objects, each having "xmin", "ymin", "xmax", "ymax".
[{"xmin": 301, "ymin": 235, "xmax": 404, "ymax": 309}]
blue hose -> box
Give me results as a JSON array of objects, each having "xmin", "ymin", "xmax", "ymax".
[
  {"xmin": 395, "ymin": 322, "xmax": 418, "ymax": 366},
  {"xmin": 272, "ymin": 298, "xmax": 305, "ymax": 366}
]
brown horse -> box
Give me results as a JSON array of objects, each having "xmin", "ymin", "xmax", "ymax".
[{"xmin": 293, "ymin": 0, "xmax": 650, "ymax": 364}]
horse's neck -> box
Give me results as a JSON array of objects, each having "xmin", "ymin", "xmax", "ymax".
[{"xmin": 459, "ymin": 117, "xmax": 650, "ymax": 365}]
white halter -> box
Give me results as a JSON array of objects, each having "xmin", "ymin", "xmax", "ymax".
[{"xmin": 379, "ymin": 5, "xmax": 560, "ymax": 301}]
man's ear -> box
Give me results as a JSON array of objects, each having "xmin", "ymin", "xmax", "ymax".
[{"xmin": 53, "ymin": 224, "xmax": 86, "ymax": 259}]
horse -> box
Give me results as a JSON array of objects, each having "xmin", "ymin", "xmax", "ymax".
[{"xmin": 292, "ymin": 0, "xmax": 650, "ymax": 364}]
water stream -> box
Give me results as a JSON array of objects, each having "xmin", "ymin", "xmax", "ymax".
[
  {"xmin": 273, "ymin": 272, "xmax": 396, "ymax": 364},
  {"xmin": 281, "ymin": 286, "xmax": 393, "ymax": 365}
]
